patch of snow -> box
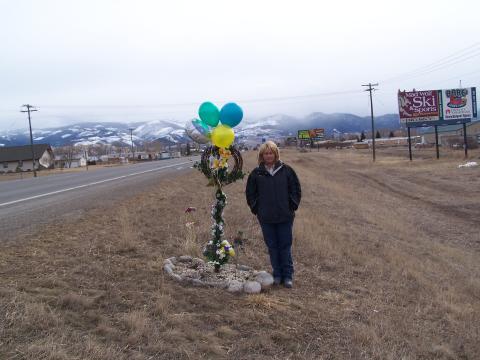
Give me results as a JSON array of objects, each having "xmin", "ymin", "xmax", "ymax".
[
  {"xmin": 33, "ymin": 130, "xmax": 52, "ymax": 135},
  {"xmin": 74, "ymin": 140, "xmax": 97, "ymax": 146},
  {"xmin": 34, "ymin": 137, "xmax": 45, "ymax": 141},
  {"xmin": 171, "ymin": 129, "xmax": 186, "ymax": 136},
  {"xmin": 0, "ymin": 144, "xmax": 4, "ymax": 147},
  {"xmin": 61, "ymin": 134, "xmax": 72, "ymax": 138},
  {"xmin": 87, "ymin": 136, "xmax": 103, "ymax": 142},
  {"xmin": 458, "ymin": 162, "xmax": 478, "ymax": 168}
]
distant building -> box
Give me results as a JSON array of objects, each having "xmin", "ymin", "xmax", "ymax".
[
  {"xmin": 0, "ymin": 144, "xmax": 54, "ymax": 172},
  {"xmin": 54, "ymin": 154, "xmax": 87, "ymax": 168}
]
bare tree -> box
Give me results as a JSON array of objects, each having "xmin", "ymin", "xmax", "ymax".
[{"xmin": 54, "ymin": 145, "xmax": 76, "ymax": 168}]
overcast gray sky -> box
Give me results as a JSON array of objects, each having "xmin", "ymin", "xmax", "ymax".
[{"xmin": 1, "ymin": 0, "xmax": 479, "ymax": 130}]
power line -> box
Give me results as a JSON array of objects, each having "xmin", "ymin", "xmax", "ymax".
[
  {"xmin": 34, "ymin": 89, "xmax": 365, "ymax": 110},
  {"xmin": 411, "ymin": 68, "xmax": 480, "ymax": 89},
  {"xmin": 389, "ymin": 48, "xmax": 480, "ymax": 83},
  {"xmin": 390, "ymin": 51, "xmax": 480, "ymax": 85},
  {"xmin": 380, "ymin": 42, "xmax": 480, "ymax": 84}
]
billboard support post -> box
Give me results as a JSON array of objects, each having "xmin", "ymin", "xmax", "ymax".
[
  {"xmin": 434, "ymin": 125, "xmax": 440, "ymax": 159},
  {"xmin": 407, "ymin": 127, "xmax": 412, "ymax": 161},
  {"xmin": 463, "ymin": 123, "xmax": 468, "ymax": 158}
]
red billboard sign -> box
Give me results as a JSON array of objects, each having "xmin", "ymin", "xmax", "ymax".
[
  {"xmin": 308, "ymin": 128, "xmax": 325, "ymax": 140},
  {"xmin": 398, "ymin": 90, "xmax": 440, "ymax": 123}
]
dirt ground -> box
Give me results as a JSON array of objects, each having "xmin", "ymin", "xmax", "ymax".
[{"xmin": 1, "ymin": 147, "xmax": 479, "ymax": 359}]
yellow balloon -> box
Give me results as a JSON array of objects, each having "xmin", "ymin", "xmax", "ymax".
[{"xmin": 211, "ymin": 124, "xmax": 234, "ymax": 148}]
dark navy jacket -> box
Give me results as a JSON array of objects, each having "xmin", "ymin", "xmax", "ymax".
[{"xmin": 245, "ymin": 161, "xmax": 301, "ymax": 224}]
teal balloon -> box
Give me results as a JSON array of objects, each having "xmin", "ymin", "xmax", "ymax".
[
  {"xmin": 220, "ymin": 103, "xmax": 243, "ymax": 128},
  {"xmin": 198, "ymin": 102, "xmax": 220, "ymax": 127}
]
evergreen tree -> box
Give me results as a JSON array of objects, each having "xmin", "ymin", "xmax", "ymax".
[
  {"xmin": 389, "ymin": 131, "xmax": 395, "ymax": 138},
  {"xmin": 360, "ymin": 131, "xmax": 366, "ymax": 142},
  {"xmin": 186, "ymin": 143, "xmax": 191, "ymax": 156},
  {"xmin": 375, "ymin": 130, "xmax": 381, "ymax": 139}
]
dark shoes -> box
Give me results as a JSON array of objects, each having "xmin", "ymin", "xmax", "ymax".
[{"xmin": 273, "ymin": 277, "xmax": 293, "ymax": 288}]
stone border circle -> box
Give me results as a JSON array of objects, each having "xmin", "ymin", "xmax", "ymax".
[{"xmin": 163, "ymin": 256, "xmax": 273, "ymax": 294}]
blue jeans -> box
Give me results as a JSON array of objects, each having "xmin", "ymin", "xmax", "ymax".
[{"xmin": 260, "ymin": 221, "xmax": 294, "ymax": 280}]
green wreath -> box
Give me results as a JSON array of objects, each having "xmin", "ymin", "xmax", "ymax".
[{"xmin": 194, "ymin": 145, "xmax": 245, "ymax": 186}]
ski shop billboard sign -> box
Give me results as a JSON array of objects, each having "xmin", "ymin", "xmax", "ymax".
[
  {"xmin": 398, "ymin": 88, "xmax": 477, "ymax": 127},
  {"xmin": 398, "ymin": 90, "xmax": 441, "ymax": 126}
]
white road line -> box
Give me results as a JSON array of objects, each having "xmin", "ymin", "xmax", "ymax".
[{"xmin": 0, "ymin": 161, "xmax": 192, "ymax": 208}]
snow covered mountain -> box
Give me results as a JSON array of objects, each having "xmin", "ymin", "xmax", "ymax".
[
  {"xmin": 0, "ymin": 113, "xmax": 402, "ymax": 147},
  {"xmin": 133, "ymin": 120, "xmax": 186, "ymax": 143},
  {"xmin": 0, "ymin": 120, "xmax": 188, "ymax": 147}
]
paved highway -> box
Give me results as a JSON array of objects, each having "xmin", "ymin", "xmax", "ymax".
[{"xmin": 0, "ymin": 156, "xmax": 199, "ymax": 241}]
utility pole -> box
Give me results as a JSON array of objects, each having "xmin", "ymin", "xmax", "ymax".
[
  {"xmin": 21, "ymin": 104, "xmax": 38, "ymax": 177},
  {"xmin": 128, "ymin": 128, "xmax": 135, "ymax": 160},
  {"xmin": 362, "ymin": 83, "xmax": 378, "ymax": 162}
]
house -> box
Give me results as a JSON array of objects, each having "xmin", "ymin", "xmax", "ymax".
[
  {"xmin": 422, "ymin": 120, "xmax": 480, "ymax": 146},
  {"xmin": 54, "ymin": 154, "xmax": 87, "ymax": 168},
  {"xmin": 0, "ymin": 144, "xmax": 54, "ymax": 172}
]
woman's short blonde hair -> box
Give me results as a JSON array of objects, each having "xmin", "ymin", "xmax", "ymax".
[{"xmin": 258, "ymin": 141, "xmax": 280, "ymax": 165}]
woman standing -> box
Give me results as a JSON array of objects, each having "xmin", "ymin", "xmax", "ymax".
[{"xmin": 245, "ymin": 141, "xmax": 301, "ymax": 288}]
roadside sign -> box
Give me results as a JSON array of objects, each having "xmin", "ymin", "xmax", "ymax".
[
  {"xmin": 308, "ymin": 128, "xmax": 325, "ymax": 141},
  {"xmin": 398, "ymin": 90, "xmax": 441, "ymax": 126},
  {"xmin": 297, "ymin": 130, "xmax": 310, "ymax": 139},
  {"xmin": 398, "ymin": 88, "xmax": 477, "ymax": 127},
  {"xmin": 298, "ymin": 128, "xmax": 325, "ymax": 140},
  {"xmin": 441, "ymin": 87, "xmax": 477, "ymax": 122}
]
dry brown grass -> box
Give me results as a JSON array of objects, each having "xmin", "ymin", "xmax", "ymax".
[{"xmin": 1, "ymin": 147, "xmax": 479, "ymax": 359}]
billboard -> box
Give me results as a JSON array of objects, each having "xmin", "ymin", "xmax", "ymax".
[
  {"xmin": 398, "ymin": 88, "xmax": 477, "ymax": 127},
  {"xmin": 298, "ymin": 129, "xmax": 325, "ymax": 141},
  {"xmin": 309, "ymin": 128, "xmax": 325, "ymax": 141},
  {"xmin": 297, "ymin": 130, "xmax": 310, "ymax": 139},
  {"xmin": 398, "ymin": 90, "xmax": 441, "ymax": 125},
  {"xmin": 441, "ymin": 88, "xmax": 477, "ymax": 121}
]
